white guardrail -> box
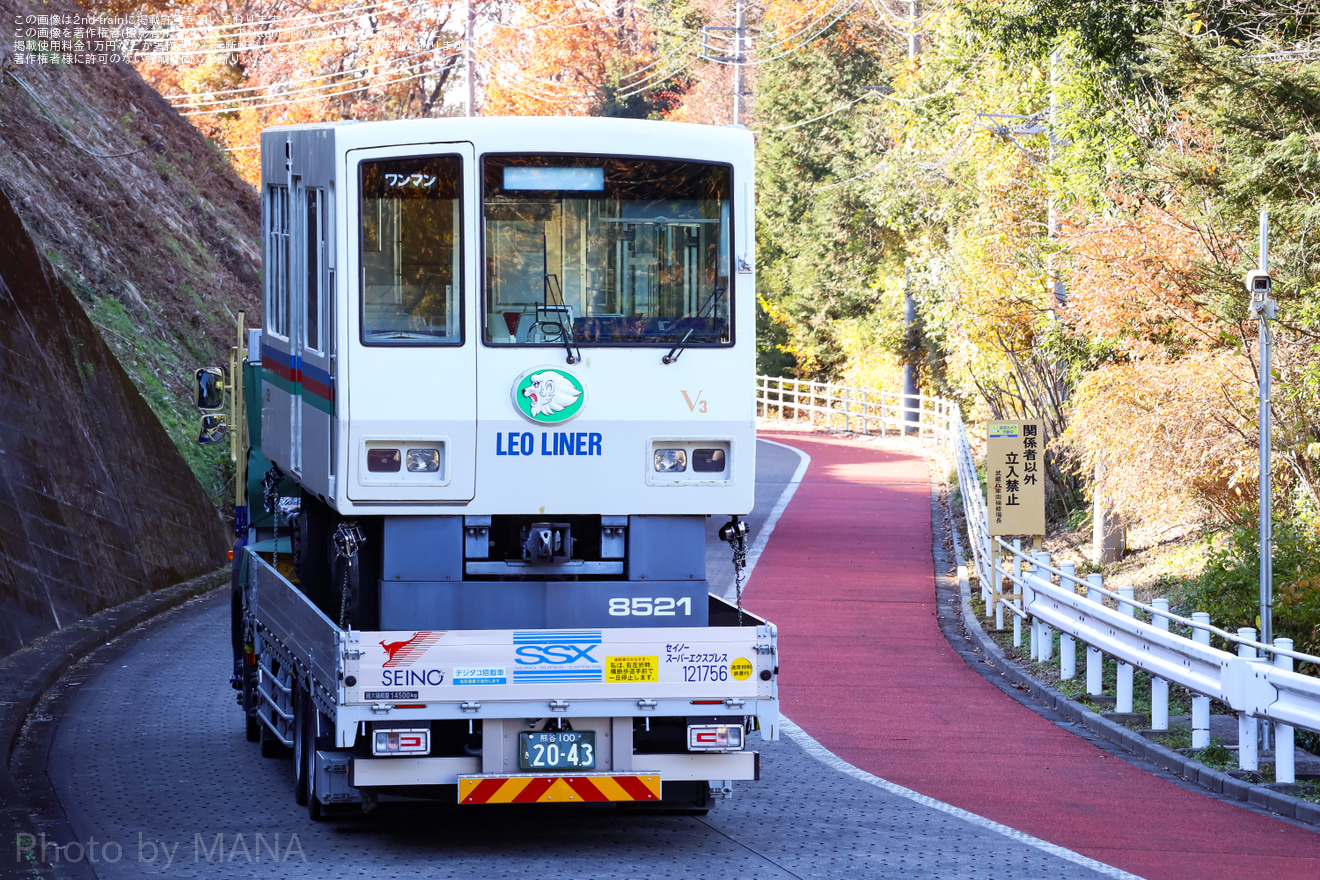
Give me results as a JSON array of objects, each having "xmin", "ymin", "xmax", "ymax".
[{"xmin": 756, "ymin": 374, "xmax": 1320, "ymax": 785}]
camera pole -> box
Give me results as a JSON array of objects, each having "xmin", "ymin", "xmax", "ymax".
[{"xmin": 1256, "ymin": 209, "xmax": 1273, "ymax": 648}]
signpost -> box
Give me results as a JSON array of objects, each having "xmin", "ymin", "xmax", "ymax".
[{"xmin": 986, "ymin": 420, "xmax": 1046, "ymax": 538}]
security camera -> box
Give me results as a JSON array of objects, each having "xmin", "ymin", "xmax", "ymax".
[
  {"xmin": 1245, "ymin": 269, "xmax": 1276, "ymax": 320},
  {"xmin": 1245, "ymin": 269, "xmax": 1272, "ymax": 297}
]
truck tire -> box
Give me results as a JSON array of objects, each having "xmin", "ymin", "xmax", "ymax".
[
  {"xmin": 259, "ymin": 719, "xmax": 286, "ymax": 758},
  {"xmin": 243, "ymin": 664, "xmax": 260, "ymax": 743},
  {"xmin": 293, "ymin": 686, "xmax": 309, "ymax": 806},
  {"xmin": 302, "ymin": 707, "xmax": 325, "ymax": 821}
]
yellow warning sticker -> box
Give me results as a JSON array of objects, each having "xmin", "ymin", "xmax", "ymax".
[
  {"xmin": 730, "ymin": 658, "xmax": 753, "ymax": 681},
  {"xmin": 606, "ymin": 656, "xmax": 659, "ymax": 683}
]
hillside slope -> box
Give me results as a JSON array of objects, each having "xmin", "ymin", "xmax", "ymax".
[
  {"xmin": 0, "ymin": 185, "xmax": 230, "ymax": 654},
  {"xmin": 1, "ymin": 0, "xmax": 262, "ymax": 501},
  {"xmin": 0, "ymin": 0, "xmax": 261, "ymax": 653}
]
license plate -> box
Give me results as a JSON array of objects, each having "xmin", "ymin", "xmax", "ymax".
[{"xmin": 518, "ymin": 731, "xmax": 597, "ymax": 771}]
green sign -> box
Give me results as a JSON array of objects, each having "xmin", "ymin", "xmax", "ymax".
[{"xmin": 513, "ymin": 368, "xmax": 586, "ymax": 424}]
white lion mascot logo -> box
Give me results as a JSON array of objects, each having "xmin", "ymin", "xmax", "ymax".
[{"xmin": 523, "ymin": 371, "xmax": 581, "ymax": 418}]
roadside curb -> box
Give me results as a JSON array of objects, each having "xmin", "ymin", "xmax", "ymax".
[
  {"xmin": 1, "ymin": 567, "xmax": 229, "ymax": 765},
  {"xmin": 943, "ymin": 516, "xmax": 1320, "ymax": 828},
  {"xmin": 2, "ymin": 567, "xmax": 229, "ymax": 874}
]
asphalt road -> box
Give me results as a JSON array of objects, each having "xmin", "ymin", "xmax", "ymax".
[{"xmin": 36, "ymin": 439, "xmax": 1129, "ymax": 879}]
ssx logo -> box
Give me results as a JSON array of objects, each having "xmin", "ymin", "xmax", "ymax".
[
  {"xmin": 512, "ymin": 631, "xmax": 603, "ymax": 683},
  {"xmin": 515, "ymin": 644, "xmax": 598, "ymax": 665}
]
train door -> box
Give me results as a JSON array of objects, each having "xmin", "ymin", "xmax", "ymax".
[
  {"xmin": 261, "ymin": 182, "xmax": 294, "ymax": 472},
  {"xmin": 295, "ymin": 181, "xmax": 335, "ymax": 497},
  {"xmin": 344, "ymin": 143, "xmax": 477, "ymax": 503},
  {"xmin": 289, "ymin": 175, "xmax": 306, "ymax": 476}
]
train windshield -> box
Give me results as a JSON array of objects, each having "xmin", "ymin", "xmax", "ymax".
[
  {"xmin": 483, "ymin": 155, "xmax": 732, "ymax": 346},
  {"xmin": 359, "ymin": 155, "xmax": 462, "ymax": 345}
]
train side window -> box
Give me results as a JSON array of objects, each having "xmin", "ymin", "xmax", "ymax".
[
  {"xmin": 358, "ymin": 155, "xmax": 462, "ymax": 345},
  {"xmin": 305, "ymin": 187, "xmax": 323, "ymax": 352},
  {"xmin": 267, "ymin": 184, "xmax": 291, "ymax": 339}
]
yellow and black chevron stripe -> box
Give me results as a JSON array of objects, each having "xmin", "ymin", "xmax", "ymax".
[{"xmin": 458, "ymin": 774, "xmax": 661, "ymax": 804}]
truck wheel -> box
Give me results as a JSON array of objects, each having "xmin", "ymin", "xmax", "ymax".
[
  {"xmin": 243, "ymin": 666, "xmax": 260, "ymax": 743},
  {"xmin": 304, "ymin": 710, "xmax": 325, "ymax": 822},
  {"xmin": 259, "ymin": 720, "xmax": 286, "ymax": 758},
  {"xmin": 293, "ymin": 687, "xmax": 309, "ymax": 806}
]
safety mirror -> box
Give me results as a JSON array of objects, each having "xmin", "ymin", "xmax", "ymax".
[
  {"xmin": 194, "ymin": 367, "xmax": 224, "ymax": 411},
  {"xmin": 197, "ymin": 414, "xmax": 228, "ymax": 446}
]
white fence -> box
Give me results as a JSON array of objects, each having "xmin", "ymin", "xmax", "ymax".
[
  {"xmin": 756, "ymin": 374, "xmax": 1320, "ymax": 785},
  {"xmin": 754, "ymin": 375, "xmax": 955, "ymax": 440}
]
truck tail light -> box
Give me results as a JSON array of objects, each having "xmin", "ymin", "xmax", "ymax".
[
  {"xmin": 373, "ymin": 728, "xmax": 429, "ymax": 756},
  {"xmin": 687, "ymin": 724, "xmax": 744, "ymax": 752}
]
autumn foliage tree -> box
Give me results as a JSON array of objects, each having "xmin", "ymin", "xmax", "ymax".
[
  {"xmin": 480, "ymin": 0, "xmax": 655, "ymax": 116},
  {"xmin": 108, "ymin": 0, "xmax": 664, "ymax": 181},
  {"xmin": 116, "ymin": 0, "xmax": 466, "ymax": 180}
]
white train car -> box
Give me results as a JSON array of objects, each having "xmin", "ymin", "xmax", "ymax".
[
  {"xmin": 234, "ymin": 117, "xmax": 776, "ymax": 814},
  {"xmin": 258, "ymin": 117, "xmax": 756, "ymax": 632}
]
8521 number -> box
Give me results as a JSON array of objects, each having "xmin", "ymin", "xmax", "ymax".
[{"xmin": 608, "ymin": 597, "xmax": 693, "ymax": 617}]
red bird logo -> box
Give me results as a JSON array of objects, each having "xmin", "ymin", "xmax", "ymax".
[{"xmin": 380, "ymin": 631, "xmax": 443, "ymax": 667}]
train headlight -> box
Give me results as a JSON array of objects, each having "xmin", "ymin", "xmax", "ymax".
[
  {"xmin": 653, "ymin": 448, "xmax": 687, "ymax": 472},
  {"xmin": 406, "ymin": 448, "xmax": 441, "ymax": 473}
]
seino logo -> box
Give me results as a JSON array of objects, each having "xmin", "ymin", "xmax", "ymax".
[{"xmin": 379, "ymin": 631, "xmax": 446, "ymax": 687}]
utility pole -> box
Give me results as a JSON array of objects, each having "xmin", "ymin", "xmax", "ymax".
[
  {"xmin": 1047, "ymin": 49, "xmax": 1064, "ymax": 311},
  {"xmin": 732, "ymin": 0, "xmax": 746, "ymax": 125},
  {"xmin": 902, "ymin": 2, "xmax": 920, "ymax": 433},
  {"xmin": 466, "ymin": 0, "xmax": 476, "ymax": 117},
  {"xmin": 1064, "ymin": 44, "xmax": 1121, "ymax": 565},
  {"xmin": 908, "ymin": 0, "xmax": 919, "ymax": 57}
]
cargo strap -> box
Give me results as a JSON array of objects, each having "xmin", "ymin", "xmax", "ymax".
[
  {"xmin": 262, "ymin": 467, "xmax": 281, "ymax": 570},
  {"xmin": 332, "ymin": 522, "xmax": 365, "ymax": 629},
  {"xmin": 720, "ymin": 516, "xmax": 749, "ymax": 626}
]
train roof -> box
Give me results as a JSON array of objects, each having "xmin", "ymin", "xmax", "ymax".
[{"xmin": 260, "ymin": 117, "xmax": 753, "ymax": 168}]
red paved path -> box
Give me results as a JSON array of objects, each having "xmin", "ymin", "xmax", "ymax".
[{"xmin": 746, "ymin": 431, "xmax": 1320, "ymax": 880}]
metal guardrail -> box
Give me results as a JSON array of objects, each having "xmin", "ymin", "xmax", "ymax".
[
  {"xmin": 754, "ymin": 375, "xmax": 955, "ymax": 440},
  {"xmin": 756, "ymin": 374, "xmax": 1320, "ymax": 785}
]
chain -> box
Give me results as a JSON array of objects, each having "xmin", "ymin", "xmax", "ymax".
[
  {"xmin": 720, "ymin": 516, "xmax": 750, "ymax": 626},
  {"xmin": 333, "ymin": 523, "xmax": 365, "ymax": 629},
  {"xmin": 262, "ymin": 467, "xmax": 281, "ymax": 570}
]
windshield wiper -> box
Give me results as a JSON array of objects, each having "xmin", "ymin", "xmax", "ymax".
[
  {"xmin": 542, "ymin": 274, "xmax": 581, "ymax": 365},
  {"xmin": 662, "ymin": 328, "xmax": 694, "ymax": 365},
  {"xmin": 663, "ymin": 283, "xmax": 726, "ymax": 365}
]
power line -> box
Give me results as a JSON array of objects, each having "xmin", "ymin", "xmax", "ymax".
[
  {"xmin": 165, "ymin": 45, "xmax": 447, "ymax": 104},
  {"xmin": 166, "ymin": 0, "xmax": 408, "ymax": 37},
  {"xmin": 615, "ymin": 42, "xmax": 702, "ymax": 97},
  {"xmin": 179, "ymin": 51, "xmax": 459, "ymax": 115},
  {"xmin": 474, "ymin": 46, "xmax": 597, "ymax": 101},
  {"xmin": 137, "ymin": 8, "xmax": 415, "ymax": 59},
  {"xmin": 171, "ymin": 47, "xmax": 448, "ymax": 109},
  {"xmin": 757, "ymin": 89, "xmax": 875, "ymax": 132}
]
